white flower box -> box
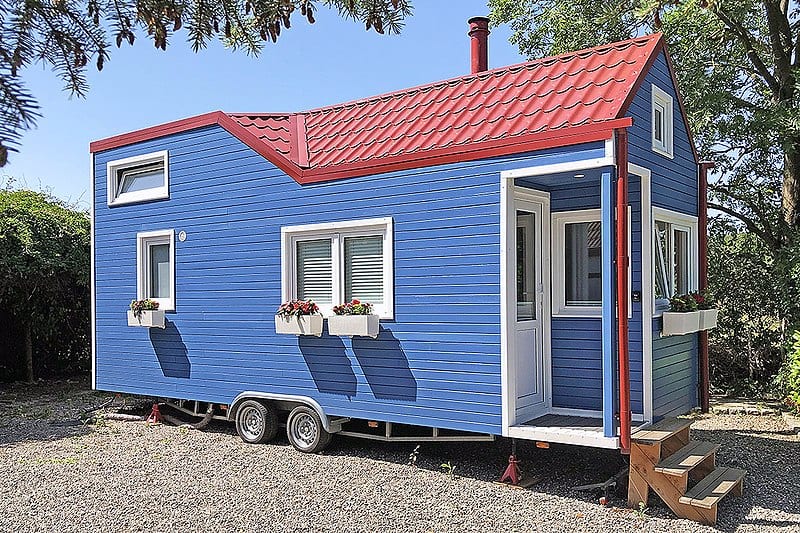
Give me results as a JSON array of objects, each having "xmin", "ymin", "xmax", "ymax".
[
  {"xmin": 127, "ymin": 310, "xmax": 165, "ymax": 328},
  {"xmin": 661, "ymin": 311, "xmax": 701, "ymax": 336},
  {"xmin": 275, "ymin": 315, "xmax": 323, "ymax": 337},
  {"xmin": 327, "ymin": 315, "xmax": 380, "ymax": 338},
  {"xmin": 699, "ymin": 309, "xmax": 719, "ymax": 331}
]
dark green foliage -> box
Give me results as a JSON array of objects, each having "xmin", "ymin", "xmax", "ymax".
[
  {"xmin": 776, "ymin": 331, "xmax": 800, "ymax": 413},
  {"xmin": 0, "ymin": 0, "xmax": 413, "ymax": 165},
  {"xmin": 0, "ymin": 188, "xmax": 90, "ymax": 382}
]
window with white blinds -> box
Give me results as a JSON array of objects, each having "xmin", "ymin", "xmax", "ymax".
[
  {"xmin": 296, "ymin": 239, "xmax": 333, "ymax": 304},
  {"xmin": 345, "ymin": 236, "xmax": 384, "ymax": 304},
  {"xmin": 281, "ymin": 218, "xmax": 393, "ymax": 318}
]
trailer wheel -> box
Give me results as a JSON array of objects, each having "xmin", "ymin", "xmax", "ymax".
[
  {"xmin": 235, "ymin": 399, "xmax": 278, "ymax": 444},
  {"xmin": 286, "ymin": 406, "xmax": 332, "ymax": 453}
]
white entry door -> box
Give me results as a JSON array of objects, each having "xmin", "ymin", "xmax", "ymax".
[{"xmin": 513, "ymin": 194, "xmax": 547, "ymax": 422}]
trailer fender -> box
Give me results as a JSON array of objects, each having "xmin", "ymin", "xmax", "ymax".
[{"xmin": 227, "ymin": 392, "xmax": 340, "ymax": 433}]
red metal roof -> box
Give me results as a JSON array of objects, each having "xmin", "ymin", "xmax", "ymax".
[{"xmin": 92, "ymin": 34, "xmax": 668, "ymax": 183}]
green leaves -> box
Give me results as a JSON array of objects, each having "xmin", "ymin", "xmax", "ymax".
[{"xmin": 0, "ymin": 188, "xmax": 90, "ymax": 380}]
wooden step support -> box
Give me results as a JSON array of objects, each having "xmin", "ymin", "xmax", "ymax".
[{"xmin": 627, "ymin": 417, "xmax": 745, "ymax": 526}]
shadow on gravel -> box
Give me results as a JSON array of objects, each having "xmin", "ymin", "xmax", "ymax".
[
  {"xmin": 690, "ymin": 424, "xmax": 800, "ymax": 532},
  {"xmin": 0, "ymin": 379, "xmax": 96, "ymax": 446}
]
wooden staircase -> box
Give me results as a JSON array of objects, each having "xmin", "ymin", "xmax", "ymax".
[{"xmin": 628, "ymin": 418, "xmax": 745, "ymax": 525}]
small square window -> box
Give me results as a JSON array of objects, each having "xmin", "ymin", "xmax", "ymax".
[
  {"xmin": 651, "ymin": 85, "xmax": 674, "ymax": 158},
  {"xmin": 107, "ymin": 151, "xmax": 169, "ymax": 206},
  {"xmin": 137, "ymin": 230, "xmax": 175, "ymax": 311}
]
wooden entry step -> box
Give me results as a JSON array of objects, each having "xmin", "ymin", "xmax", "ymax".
[
  {"xmin": 679, "ymin": 466, "xmax": 746, "ymax": 509},
  {"xmin": 654, "ymin": 440, "xmax": 719, "ymax": 477},
  {"xmin": 631, "ymin": 417, "xmax": 693, "ymax": 443},
  {"xmin": 628, "ymin": 417, "xmax": 745, "ymax": 526}
]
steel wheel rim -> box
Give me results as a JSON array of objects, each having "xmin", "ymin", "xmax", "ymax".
[
  {"xmin": 240, "ymin": 406, "xmax": 264, "ymax": 440},
  {"xmin": 291, "ymin": 413, "xmax": 317, "ymax": 448}
]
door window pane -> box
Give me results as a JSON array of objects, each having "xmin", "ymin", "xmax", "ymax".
[
  {"xmin": 516, "ymin": 211, "xmax": 536, "ymax": 321},
  {"xmin": 296, "ymin": 239, "xmax": 332, "ymax": 304},
  {"xmin": 345, "ymin": 235, "xmax": 383, "ymax": 304},
  {"xmin": 148, "ymin": 243, "xmax": 171, "ymax": 299},
  {"xmin": 565, "ymin": 221, "xmax": 602, "ymax": 306}
]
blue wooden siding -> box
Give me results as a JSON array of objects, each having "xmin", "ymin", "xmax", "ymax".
[
  {"xmin": 93, "ymin": 126, "xmax": 605, "ymax": 435},
  {"xmin": 627, "ymin": 50, "xmax": 700, "ymax": 418},
  {"xmin": 627, "ymin": 51, "xmax": 698, "ymax": 217},
  {"xmin": 652, "ymin": 328, "xmax": 698, "ymax": 417}
]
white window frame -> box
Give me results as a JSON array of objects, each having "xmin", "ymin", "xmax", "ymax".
[
  {"xmin": 652, "ymin": 207, "xmax": 698, "ymax": 315},
  {"xmin": 136, "ymin": 229, "xmax": 175, "ymax": 311},
  {"xmin": 651, "ymin": 84, "xmax": 674, "ymax": 159},
  {"xmin": 281, "ymin": 217, "xmax": 394, "ymax": 319},
  {"xmin": 551, "ymin": 208, "xmax": 631, "ymax": 317},
  {"xmin": 107, "ymin": 150, "xmax": 169, "ymax": 206}
]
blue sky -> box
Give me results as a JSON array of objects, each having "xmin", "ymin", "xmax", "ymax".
[{"xmin": 2, "ymin": 1, "xmax": 525, "ymax": 207}]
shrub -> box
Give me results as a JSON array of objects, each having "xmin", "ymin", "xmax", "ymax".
[{"xmin": 777, "ymin": 331, "xmax": 800, "ymax": 415}]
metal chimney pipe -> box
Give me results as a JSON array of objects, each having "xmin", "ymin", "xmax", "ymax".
[{"xmin": 468, "ymin": 16, "xmax": 490, "ymax": 74}]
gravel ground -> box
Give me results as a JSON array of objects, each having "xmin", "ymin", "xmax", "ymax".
[{"xmin": 1, "ymin": 380, "xmax": 799, "ymax": 532}]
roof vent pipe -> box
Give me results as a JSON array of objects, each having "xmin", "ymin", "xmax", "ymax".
[{"xmin": 468, "ymin": 16, "xmax": 490, "ymax": 74}]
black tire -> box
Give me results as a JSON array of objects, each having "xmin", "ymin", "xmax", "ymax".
[
  {"xmin": 234, "ymin": 399, "xmax": 278, "ymax": 444},
  {"xmin": 286, "ymin": 405, "xmax": 332, "ymax": 453}
]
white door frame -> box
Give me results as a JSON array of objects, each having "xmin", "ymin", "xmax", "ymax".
[{"xmin": 500, "ymin": 182, "xmax": 552, "ymax": 430}]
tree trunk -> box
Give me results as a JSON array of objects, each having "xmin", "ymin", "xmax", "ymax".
[
  {"xmin": 783, "ymin": 141, "xmax": 800, "ymax": 227},
  {"xmin": 24, "ymin": 323, "xmax": 33, "ymax": 383}
]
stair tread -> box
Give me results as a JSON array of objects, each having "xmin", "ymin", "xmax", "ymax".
[
  {"xmin": 655, "ymin": 441, "xmax": 719, "ymax": 475},
  {"xmin": 632, "ymin": 417, "xmax": 693, "ymax": 443},
  {"xmin": 679, "ymin": 467, "xmax": 747, "ymax": 509}
]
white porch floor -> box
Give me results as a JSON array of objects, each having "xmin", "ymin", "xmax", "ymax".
[{"xmin": 508, "ymin": 413, "xmax": 620, "ymax": 449}]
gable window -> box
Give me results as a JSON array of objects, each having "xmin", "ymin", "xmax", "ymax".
[
  {"xmin": 653, "ymin": 207, "xmax": 698, "ymax": 311},
  {"xmin": 137, "ymin": 230, "xmax": 175, "ymax": 311},
  {"xmin": 651, "ymin": 85, "xmax": 674, "ymax": 158},
  {"xmin": 552, "ymin": 209, "xmax": 630, "ymax": 317},
  {"xmin": 282, "ymin": 218, "xmax": 393, "ymax": 318},
  {"xmin": 107, "ymin": 150, "xmax": 169, "ymax": 206}
]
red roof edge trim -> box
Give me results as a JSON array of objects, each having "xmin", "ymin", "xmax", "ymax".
[
  {"xmin": 89, "ymin": 111, "xmax": 226, "ymax": 153},
  {"xmin": 616, "ymin": 33, "xmax": 699, "ymax": 163},
  {"xmin": 215, "ymin": 113, "xmax": 303, "ymax": 181},
  {"xmin": 617, "ymin": 33, "xmax": 664, "ymax": 118},
  {"xmin": 660, "ymin": 45, "xmax": 699, "ymax": 163},
  {"xmin": 297, "ymin": 118, "xmax": 633, "ymax": 184}
]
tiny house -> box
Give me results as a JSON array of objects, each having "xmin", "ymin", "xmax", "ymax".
[{"xmin": 91, "ymin": 26, "xmax": 712, "ymax": 454}]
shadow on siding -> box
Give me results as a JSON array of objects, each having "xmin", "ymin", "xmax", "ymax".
[
  {"xmin": 352, "ymin": 327, "xmax": 417, "ymax": 401},
  {"xmin": 299, "ymin": 331, "xmax": 357, "ymax": 396},
  {"xmin": 149, "ymin": 321, "xmax": 191, "ymax": 378}
]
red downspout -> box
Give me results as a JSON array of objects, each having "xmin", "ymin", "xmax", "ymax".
[
  {"xmin": 616, "ymin": 128, "xmax": 631, "ymax": 453},
  {"xmin": 698, "ymin": 161, "xmax": 714, "ymax": 413}
]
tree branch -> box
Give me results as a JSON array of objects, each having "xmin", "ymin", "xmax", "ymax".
[
  {"xmin": 713, "ymin": 6, "xmax": 781, "ymax": 96},
  {"xmin": 708, "ymin": 201, "xmax": 781, "ymax": 250}
]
